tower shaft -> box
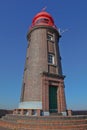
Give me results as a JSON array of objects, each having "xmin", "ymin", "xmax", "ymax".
[{"xmin": 18, "ymin": 11, "xmax": 67, "ymax": 116}]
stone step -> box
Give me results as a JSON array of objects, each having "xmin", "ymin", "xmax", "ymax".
[
  {"xmin": 3, "ymin": 115, "xmax": 87, "ymax": 123},
  {"xmin": 17, "ymin": 119, "xmax": 87, "ymax": 125},
  {"xmin": 0, "ymin": 119, "xmax": 87, "ymax": 130},
  {"xmin": 4, "ymin": 114, "xmax": 87, "ymax": 120},
  {"xmin": 1, "ymin": 119, "xmax": 87, "ymax": 127},
  {"xmin": 2, "ymin": 115, "xmax": 87, "ymax": 126},
  {"xmin": 1, "ymin": 115, "xmax": 87, "ymax": 130}
]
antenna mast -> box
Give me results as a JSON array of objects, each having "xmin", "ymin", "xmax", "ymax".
[
  {"xmin": 59, "ymin": 28, "xmax": 69, "ymax": 35},
  {"xmin": 41, "ymin": 6, "xmax": 47, "ymax": 12}
]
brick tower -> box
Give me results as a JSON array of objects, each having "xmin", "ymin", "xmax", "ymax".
[{"xmin": 18, "ymin": 10, "xmax": 66, "ymax": 116}]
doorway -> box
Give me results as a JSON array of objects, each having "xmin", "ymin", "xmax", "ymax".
[{"xmin": 49, "ymin": 86, "xmax": 57, "ymax": 113}]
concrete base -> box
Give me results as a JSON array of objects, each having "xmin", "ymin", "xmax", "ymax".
[
  {"xmin": 19, "ymin": 101, "xmax": 42, "ymax": 109},
  {"xmin": 61, "ymin": 111, "xmax": 67, "ymax": 116},
  {"xmin": 43, "ymin": 111, "xmax": 50, "ymax": 116}
]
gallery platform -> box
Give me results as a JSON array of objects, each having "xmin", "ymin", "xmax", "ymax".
[{"xmin": 0, "ymin": 114, "xmax": 87, "ymax": 130}]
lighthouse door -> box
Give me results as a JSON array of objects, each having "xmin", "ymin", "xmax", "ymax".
[{"xmin": 49, "ymin": 86, "xmax": 57, "ymax": 113}]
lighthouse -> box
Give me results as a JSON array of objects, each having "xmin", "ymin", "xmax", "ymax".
[{"xmin": 18, "ymin": 10, "xmax": 66, "ymax": 116}]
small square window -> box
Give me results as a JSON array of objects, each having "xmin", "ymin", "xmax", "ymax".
[
  {"xmin": 47, "ymin": 34, "xmax": 53, "ymax": 41},
  {"xmin": 48, "ymin": 54, "xmax": 54, "ymax": 64}
]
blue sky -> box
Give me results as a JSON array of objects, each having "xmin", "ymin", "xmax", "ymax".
[{"xmin": 0, "ymin": 0, "xmax": 87, "ymax": 110}]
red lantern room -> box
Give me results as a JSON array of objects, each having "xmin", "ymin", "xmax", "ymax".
[{"xmin": 30, "ymin": 11, "xmax": 57, "ymax": 29}]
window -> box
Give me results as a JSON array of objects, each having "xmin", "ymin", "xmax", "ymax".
[
  {"xmin": 47, "ymin": 34, "xmax": 54, "ymax": 41},
  {"xmin": 36, "ymin": 18, "xmax": 49, "ymax": 24},
  {"xmin": 48, "ymin": 54, "xmax": 54, "ymax": 64}
]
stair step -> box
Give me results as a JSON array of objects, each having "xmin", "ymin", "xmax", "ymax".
[{"xmin": 1, "ymin": 114, "xmax": 87, "ymax": 130}]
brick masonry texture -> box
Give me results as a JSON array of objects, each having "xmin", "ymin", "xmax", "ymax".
[
  {"xmin": 19, "ymin": 25, "xmax": 66, "ymax": 113},
  {"xmin": 22, "ymin": 27, "xmax": 48, "ymax": 102},
  {"xmin": 0, "ymin": 114, "xmax": 87, "ymax": 130}
]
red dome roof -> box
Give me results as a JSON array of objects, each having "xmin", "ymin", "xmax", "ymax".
[
  {"xmin": 32, "ymin": 11, "xmax": 54, "ymax": 24},
  {"xmin": 30, "ymin": 11, "xmax": 57, "ymax": 29}
]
